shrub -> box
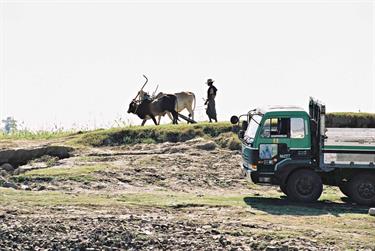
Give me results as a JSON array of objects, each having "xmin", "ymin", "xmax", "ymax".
[{"xmin": 326, "ymin": 113, "xmax": 375, "ymax": 128}]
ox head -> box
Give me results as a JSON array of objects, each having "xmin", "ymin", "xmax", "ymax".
[
  {"xmin": 128, "ymin": 75, "xmax": 149, "ymax": 114},
  {"xmin": 127, "ymin": 100, "xmax": 139, "ymax": 114},
  {"xmin": 138, "ymin": 90, "xmax": 151, "ymax": 101}
]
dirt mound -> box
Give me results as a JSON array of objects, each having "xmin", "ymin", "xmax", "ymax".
[
  {"xmin": 0, "ymin": 146, "xmax": 73, "ymax": 168},
  {"xmin": 74, "ymin": 123, "xmax": 234, "ymax": 147}
]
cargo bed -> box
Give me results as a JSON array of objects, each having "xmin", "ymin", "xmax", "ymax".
[{"xmin": 323, "ymin": 145, "xmax": 375, "ymax": 167}]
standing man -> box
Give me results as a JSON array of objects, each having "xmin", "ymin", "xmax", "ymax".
[{"xmin": 205, "ymin": 78, "xmax": 218, "ymax": 123}]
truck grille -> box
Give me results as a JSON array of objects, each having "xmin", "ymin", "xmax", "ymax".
[{"xmin": 242, "ymin": 145, "xmax": 252, "ymax": 163}]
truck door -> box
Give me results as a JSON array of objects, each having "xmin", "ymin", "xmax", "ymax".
[
  {"xmin": 255, "ymin": 117, "xmax": 291, "ymax": 171},
  {"xmin": 258, "ymin": 117, "xmax": 290, "ymax": 146},
  {"xmin": 289, "ymin": 117, "xmax": 310, "ymax": 150}
]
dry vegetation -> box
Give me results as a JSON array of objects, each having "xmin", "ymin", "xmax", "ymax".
[{"xmin": 326, "ymin": 112, "xmax": 375, "ymax": 128}]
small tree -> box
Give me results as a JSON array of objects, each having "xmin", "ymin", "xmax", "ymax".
[{"xmin": 2, "ymin": 117, "xmax": 17, "ymax": 134}]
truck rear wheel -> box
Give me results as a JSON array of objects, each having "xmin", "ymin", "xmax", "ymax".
[
  {"xmin": 348, "ymin": 173, "xmax": 375, "ymax": 206},
  {"xmin": 339, "ymin": 183, "xmax": 350, "ymax": 197},
  {"xmin": 280, "ymin": 184, "xmax": 288, "ymax": 196},
  {"xmin": 286, "ymin": 169, "xmax": 323, "ymax": 203}
]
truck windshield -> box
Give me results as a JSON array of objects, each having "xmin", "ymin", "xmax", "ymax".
[{"xmin": 244, "ymin": 115, "xmax": 262, "ymax": 144}]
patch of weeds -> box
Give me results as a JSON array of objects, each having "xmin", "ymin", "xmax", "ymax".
[
  {"xmin": 163, "ymin": 131, "xmax": 180, "ymax": 142},
  {"xmin": 0, "ymin": 188, "xmax": 118, "ymax": 206},
  {"xmin": 13, "ymin": 165, "xmax": 107, "ymax": 183},
  {"xmin": 134, "ymin": 234, "xmax": 150, "ymax": 242},
  {"xmin": 11, "ymin": 175, "xmax": 26, "ymax": 183},
  {"xmin": 29, "ymin": 155, "xmax": 59, "ymax": 167},
  {"xmin": 215, "ymin": 132, "xmax": 241, "ymax": 150},
  {"xmin": 123, "ymin": 136, "xmax": 134, "ymax": 144},
  {"xmin": 140, "ymin": 138, "xmax": 156, "ymax": 144},
  {"xmin": 12, "ymin": 176, "xmax": 53, "ymax": 183}
]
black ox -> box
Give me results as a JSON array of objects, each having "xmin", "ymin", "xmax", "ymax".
[{"xmin": 127, "ymin": 94, "xmax": 179, "ymax": 126}]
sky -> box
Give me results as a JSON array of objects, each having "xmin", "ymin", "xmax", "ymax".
[{"xmin": 0, "ymin": 0, "xmax": 374, "ymax": 130}]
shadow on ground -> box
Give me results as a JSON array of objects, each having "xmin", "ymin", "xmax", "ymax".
[{"xmin": 243, "ymin": 196, "xmax": 369, "ymax": 216}]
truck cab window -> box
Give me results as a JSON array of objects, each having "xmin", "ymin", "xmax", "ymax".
[
  {"xmin": 291, "ymin": 118, "xmax": 305, "ymax": 138},
  {"xmin": 244, "ymin": 115, "xmax": 262, "ymax": 143},
  {"xmin": 261, "ymin": 118, "xmax": 290, "ymax": 138}
]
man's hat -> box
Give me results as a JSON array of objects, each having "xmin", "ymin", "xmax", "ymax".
[{"xmin": 206, "ymin": 79, "xmax": 214, "ymax": 84}]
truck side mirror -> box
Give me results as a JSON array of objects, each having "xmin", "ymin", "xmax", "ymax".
[
  {"xmin": 238, "ymin": 130, "xmax": 245, "ymax": 139},
  {"xmin": 230, "ymin": 116, "xmax": 239, "ymax": 125}
]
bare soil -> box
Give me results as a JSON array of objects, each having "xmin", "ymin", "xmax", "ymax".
[{"xmin": 0, "ymin": 137, "xmax": 374, "ymax": 250}]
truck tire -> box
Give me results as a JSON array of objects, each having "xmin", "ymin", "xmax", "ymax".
[
  {"xmin": 348, "ymin": 173, "xmax": 375, "ymax": 206},
  {"xmin": 280, "ymin": 184, "xmax": 288, "ymax": 196},
  {"xmin": 339, "ymin": 183, "xmax": 350, "ymax": 197},
  {"xmin": 286, "ymin": 169, "xmax": 323, "ymax": 203}
]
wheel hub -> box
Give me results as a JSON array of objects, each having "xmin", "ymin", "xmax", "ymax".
[
  {"xmin": 358, "ymin": 182, "xmax": 375, "ymax": 200},
  {"xmin": 296, "ymin": 177, "xmax": 314, "ymax": 196}
]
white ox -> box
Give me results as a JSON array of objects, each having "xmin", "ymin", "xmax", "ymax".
[{"xmin": 138, "ymin": 90, "xmax": 196, "ymax": 124}]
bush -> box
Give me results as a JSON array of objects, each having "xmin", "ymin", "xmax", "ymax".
[
  {"xmin": 326, "ymin": 113, "xmax": 375, "ymax": 128},
  {"xmin": 215, "ymin": 132, "xmax": 242, "ymax": 151}
]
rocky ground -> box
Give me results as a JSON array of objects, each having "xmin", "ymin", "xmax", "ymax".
[{"xmin": 0, "ymin": 135, "xmax": 374, "ymax": 250}]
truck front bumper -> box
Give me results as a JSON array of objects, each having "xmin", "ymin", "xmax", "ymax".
[
  {"xmin": 241, "ymin": 163, "xmax": 275, "ymax": 184},
  {"xmin": 241, "ymin": 163, "xmax": 256, "ymax": 183}
]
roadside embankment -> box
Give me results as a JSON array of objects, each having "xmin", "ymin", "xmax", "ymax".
[{"xmin": 72, "ymin": 122, "xmax": 241, "ymax": 150}]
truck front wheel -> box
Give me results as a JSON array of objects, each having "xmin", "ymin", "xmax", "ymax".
[
  {"xmin": 286, "ymin": 169, "xmax": 323, "ymax": 203},
  {"xmin": 348, "ymin": 173, "xmax": 375, "ymax": 206}
]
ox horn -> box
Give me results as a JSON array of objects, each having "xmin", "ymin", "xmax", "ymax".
[
  {"xmin": 152, "ymin": 84, "xmax": 159, "ymax": 98},
  {"xmin": 133, "ymin": 74, "xmax": 149, "ymax": 101}
]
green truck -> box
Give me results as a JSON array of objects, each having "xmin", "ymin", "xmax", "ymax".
[{"xmin": 230, "ymin": 98, "xmax": 375, "ymax": 206}]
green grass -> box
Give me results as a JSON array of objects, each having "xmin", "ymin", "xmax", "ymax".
[
  {"xmin": 0, "ymin": 189, "xmax": 370, "ymax": 219},
  {"xmin": 72, "ymin": 122, "xmax": 234, "ymax": 147},
  {"xmin": 0, "ymin": 130, "xmax": 76, "ymax": 140},
  {"xmin": 0, "ymin": 189, "xmax": 247, "ymax": 208},
  {"xmin": 12, "ymin": 164, "xmax": 108, "ymax": 183},
  {"xmin": 0, "ymin": 189, "xmax": 116, "ymax": 206}
]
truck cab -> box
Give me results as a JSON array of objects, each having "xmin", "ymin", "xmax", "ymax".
[{"xmin": 231, "ymin": 98, "xmax": 375, "ymax": 206}]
